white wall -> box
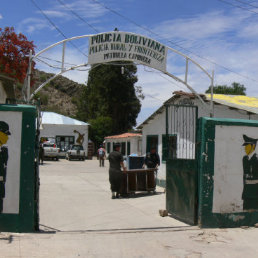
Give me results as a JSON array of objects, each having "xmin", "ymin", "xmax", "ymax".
[
  {"xmin": 105, "ymin": 136, "xmax": 142, "ymax": 156},
  {"xmin": 130, "ymin": 137, "xmax": 142, "ymax": 155},
  {"xmin": 141, "ymin": 112, "xmax": 166, "ymax": 180},
  {"xmin": 196, "ymin": 99, "xmax": 258, "ymax": 120},
  {"xmin": 40, "ymin": 124, "xmax": 89, "ymax": 156}
]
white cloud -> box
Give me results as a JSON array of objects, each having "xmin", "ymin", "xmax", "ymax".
[
  {"xmin": 68, "ymin": 0, "xmax": 107, "ymax": 18},
  {"xmin": 0, "ymin": 14, "xmax": 3, "ymax": 19},
  {"xmin": 151, "ymin": 9, "xmax": 258, "ymax": 97},
  {"xmin": 42, "ymin": 10, "xmax": 70, "ymax": 18},
  {"xmin": 40, "ymin": 0, "xmax": 107, "ymax": 20},
  {"xmin": 18, "ymin": 18, "xmax": 50, "ymax": 34},
  {"xmin": 238, "ymin": 23, "xmax": 258, "ymax": 39},
  {"xmin": 30, "ymin": 6, "xmax": 258, "ymax": 125},
  {"xmin": 153, "ymin": 11, "xmax": 240, "ymax": 42}
]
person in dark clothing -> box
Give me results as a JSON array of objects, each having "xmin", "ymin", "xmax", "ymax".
[
  {"xmin": 0, "ymin": 121, "xmax": 11, "ymax": 213},
  {"xmin": 143, "ymin": 147, "xmax": 160, "ymax": 191},
  {"xmin": 108, "ymin": 143, "xmax": 126, "ymax": 199},
  {"xmin": 144, "ymin": 147, "xmax": 160, "ymax": 169},
  {"xmin": 39, "ymin": 143, "xmax": 44, "ymax": 165}
]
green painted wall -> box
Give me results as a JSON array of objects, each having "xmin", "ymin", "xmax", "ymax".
[
  {"xmin": 198, "ymin": 117, "xmax": 258, "ymax": 228},
  {"xmin": 0, "ymin": 104, "xmax": 38, "ymax": 232}
]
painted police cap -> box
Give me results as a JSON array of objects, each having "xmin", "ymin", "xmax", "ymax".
[
  {"xmin": 243, "ymin": 134, "xmax": 257, "ymax": 146},
  {"xmin": 0, "ymin": 121, "xmax": 11, "ymax": 135}
]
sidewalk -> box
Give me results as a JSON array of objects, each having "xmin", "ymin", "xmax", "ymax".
[{"xmin": 0, "ymin": 159, "xmax": 258, "ymax": 257}]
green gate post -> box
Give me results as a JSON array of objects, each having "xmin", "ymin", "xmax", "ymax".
[
  {"xmin": 0, "ymin": 104, "xmax": 39, "ymax": 232},
  {"xmin": 198, "ymin": 117, "xmax": 258, "ymax": 228}
]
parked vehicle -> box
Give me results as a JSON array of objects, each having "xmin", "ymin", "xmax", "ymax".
[
  {"xmin": 43, "ymin": 142, "xmax": 60, "ymax": 161},
  {"xmin": 66, "ymin": 144, "xmax": 86, "ymax": 161}
]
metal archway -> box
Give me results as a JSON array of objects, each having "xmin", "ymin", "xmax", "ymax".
[{"xmin": 25, "ymin": 31, "xmax": 214, "ymax": 116}]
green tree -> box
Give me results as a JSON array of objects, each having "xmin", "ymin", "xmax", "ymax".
[
  {"xmin": 77, "ymin": 62, "xmax": 142, "ymax": 137},
  {"xmin": 89, "ymin": 116, "xmax": 113, "ymax": 148},
  {"xmin": 206, "ymin": 82, "xmax": 246, "ymax": 95}
]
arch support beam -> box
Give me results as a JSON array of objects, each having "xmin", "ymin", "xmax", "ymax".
[{"xmin": 26, "ymin": 31, "xmax": 214, "ymax": 116}]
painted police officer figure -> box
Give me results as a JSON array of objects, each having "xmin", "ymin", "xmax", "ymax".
[
  {"xmin": 242, "ymin": 134, "xmax": 258, "ymax": 210},
  {"xmin": 0, "ymin": 121, "xmax": 11, "ymax": 213}
]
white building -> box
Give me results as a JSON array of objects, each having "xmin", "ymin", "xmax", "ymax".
[
  {"xmin": 137, "ymin": 91, "xmax": 258, "ymax": 187},
  {"xmin": 40, "ymin": 112, "xmax": 89, "ymax": 156},
  {"xmin": 104, "ymin": 133, "xmax": 142, "ymax": 156}
]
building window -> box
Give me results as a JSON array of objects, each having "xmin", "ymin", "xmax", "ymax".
[
  {"xmin": 121, "ymin": 142, "xmax": 126, "ymax": 155},
  {"xmin": 107, "ymin": 142, "xmax": 111, "ymax": 153},
  {"xmin": 127, "ymin": 141, "xmax": 131, "ymax": 155},
  {"xmin": 162, "ymin": 134, "xmax": 177, "ymax": 161},
  {"xmin": 146, "ymin": 135, "xmax": 158, "ymax": 153},
  {"xmin": 56, "ymin": 136, "xmax": 74, "ymax": 152}
]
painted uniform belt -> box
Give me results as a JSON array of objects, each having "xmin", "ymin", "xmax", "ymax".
[{"xmin": 246, "ymin": 179, "xmax": 258, "ymax": 184}]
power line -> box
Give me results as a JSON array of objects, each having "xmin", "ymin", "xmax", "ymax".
[
  {"xmin": 56, "ymin": 0, "xmax": 100, "ymax": 33},
  {"xmin": 90, "ymin": 0, "xmax": 187, "ymax": 51},
  {"xmin": 235, "ymin": 0, "xmax": 258, "ymax": 9},
  {"xmin": 30, "ymin": 0, "xmax": 88, "ymax": 58},
  {"xmin": 143, "ymin": 93, "xmax": 165, "ymax": 102},
  {"xmin": 91, "ymin": 0, "xmax": 258, "ymax": 84},
  {"xmin": 31, "ymin": 0, "xmax": 258, "ymax": 86},
  {"xmin": 39, "ymin": 55, "xmax": 78, "ymax": 66},
  {"xmin": 218, "ymin": 0, "xmax": 258, "ymax": 14},
  {"xmin": 35, "ymin": 57, "xmax": 62, "ymax": 69}
]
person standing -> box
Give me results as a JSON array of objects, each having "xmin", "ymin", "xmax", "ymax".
[
  {"xmin": 108, "ymin": 143, "xmax": 126, "ymax": 199},
  {"xmin": 144, "ymin": 147, "xmax": 160, "ymax": 169},
  {"xmin": 39, "ymin": 142, "xmax": 44, "ymax": 165},
  {"xmin": 98, "ymin": 145, "xmax": 106, "ymax": 167},
  {"xmin": 0, "ymin": 121, "xmax": 11, "ymax": 213},
  {"xmin": 143, "ymin": 147, "xmax": 160, "ymax": 191}
]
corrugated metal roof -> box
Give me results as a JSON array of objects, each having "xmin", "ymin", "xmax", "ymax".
[
  {"xmin": 206, "ymin": 94, "xmax": 258, "ymax": 114},
  {"xmin": 41, "ymin": 112, "xmax": 89, "ymax": 125},
  {"xmin": 105, "ymin": 133, "xmax": 142, "ymax": 139}
]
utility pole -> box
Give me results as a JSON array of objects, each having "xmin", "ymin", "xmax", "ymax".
[
  {"xmin": 27, "ymin": 49, "xmax": 33, "ymax": 102},
  {"xmin": 210, "ymin": 70, "xmax": 214, "ymax": 117}
]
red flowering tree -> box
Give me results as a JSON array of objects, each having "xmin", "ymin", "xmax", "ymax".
[{"xmin": 0, "ymin": 27, "xmax": 35, "ymax": 83}]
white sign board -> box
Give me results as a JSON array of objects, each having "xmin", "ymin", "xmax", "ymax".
[{"xmin": 88, "ymin": 32, "xmax": 168, "ymax": 73}]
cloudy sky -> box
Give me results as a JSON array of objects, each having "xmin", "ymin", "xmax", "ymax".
[{"xmin": 1, "ymin": 0, "xmax": 258, "ymax": 124}]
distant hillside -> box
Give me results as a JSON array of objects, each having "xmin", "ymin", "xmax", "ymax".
[{"xmin": 30, "ymin": 70, "xmax": 84, "ymax": 117}]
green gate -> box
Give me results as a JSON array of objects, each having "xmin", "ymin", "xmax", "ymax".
[
  {"xmin": 166, "ymin": 104, "xmax": 198, "ymax": 225},
  {"xmin": 0, "ymin": 104, "xmax": 39, "ymax": 232},
  {"xmin": 198, "ymin": 117, "xmax": 258, "ymax": 228}
]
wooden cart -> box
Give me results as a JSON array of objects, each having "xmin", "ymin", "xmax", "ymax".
[{"xmin": 121, "ymin": 168, "xmax": 157, "ymax": 195}]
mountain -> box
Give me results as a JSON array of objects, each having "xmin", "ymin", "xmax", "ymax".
[{"xmin": 30, "ymin": 70, "xmax": 84, "ymax": 118}]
